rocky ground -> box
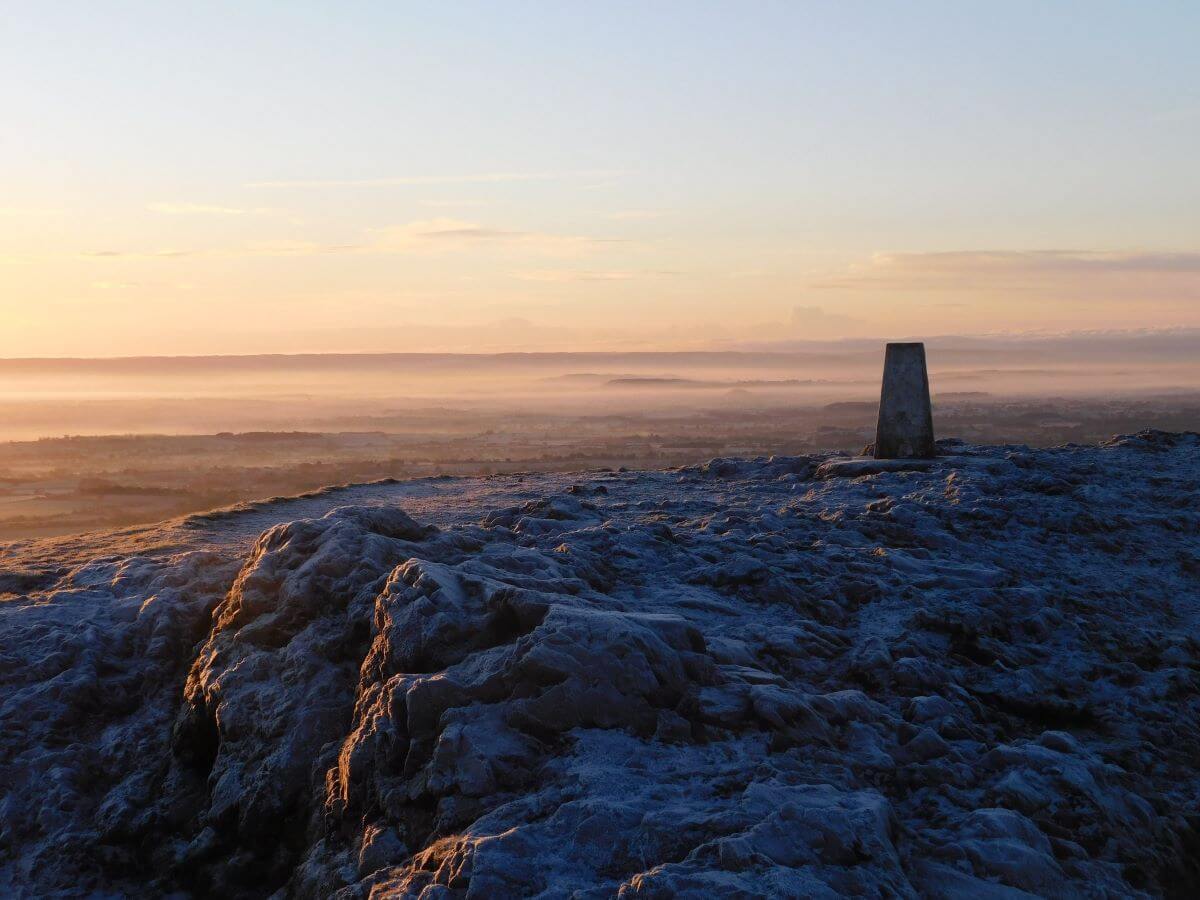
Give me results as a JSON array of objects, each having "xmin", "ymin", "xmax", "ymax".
[{"xmin": 1, "ymin": 431, "xmax": 1198, "ymax": 898}]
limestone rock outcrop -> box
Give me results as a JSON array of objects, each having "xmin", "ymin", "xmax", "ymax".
[{"xmin": 2, "ymin": 433, "xmax": 1198, "ymax": 897}]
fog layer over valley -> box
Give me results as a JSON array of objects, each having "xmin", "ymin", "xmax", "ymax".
[
  {"xmin": 1, "ymin": 333, "xmax": 1199, "ymax": 539},
  {"xmin": 3, "ymin": 331, "xmax": 1199, "ymax": 439}
]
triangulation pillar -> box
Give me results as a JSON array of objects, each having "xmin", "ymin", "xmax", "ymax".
[{"xmin": 873, "ymin": 342, "xmax": 935, "ymax": 459}]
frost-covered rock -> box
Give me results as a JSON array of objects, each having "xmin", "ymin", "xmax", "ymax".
[{"xmin": 1, "ymin": 433, "xmax": 1199, "ymax": 897}]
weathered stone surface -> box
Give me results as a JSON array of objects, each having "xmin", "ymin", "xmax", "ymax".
[
  {"xmin": 875, "ymin": 342, "xmax": 936, "ymax": 459},
  {"xmin": 2, "ymin": 432, "xmax": 1199, "ymax": 897},
  {"xmin": 815, "ymin": 456, "xmax": 936, "ymax": 479}
]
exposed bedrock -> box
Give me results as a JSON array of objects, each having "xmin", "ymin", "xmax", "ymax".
[{"xmin": 1, "ymin": 432, "xmax": 1198, "ymax": 898}]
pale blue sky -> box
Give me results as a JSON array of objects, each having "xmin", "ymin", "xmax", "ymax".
[{"xmin": 2, "ymin": 2, "xmax": 1198, "ymax": 354}]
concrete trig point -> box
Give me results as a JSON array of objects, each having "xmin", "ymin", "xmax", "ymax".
[{"xmin": 874, "ymin": 342, "xmax": 935, "ymax": 459}]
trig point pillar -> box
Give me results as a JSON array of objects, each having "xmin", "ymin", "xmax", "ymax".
[{"xmin": 874, "ymin": 342, "xmax": 935, "ymax": 459}]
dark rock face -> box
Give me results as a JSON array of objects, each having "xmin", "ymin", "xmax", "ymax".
[{"xmin": 2, "ymin": 435, "xmax": 1200, "ymax": 897}]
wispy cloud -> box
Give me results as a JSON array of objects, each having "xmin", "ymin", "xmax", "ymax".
[
  {"xmin": 89, "ymin": 279, "xmax": 198, "ymax": 291},
  {"xmin": 789, "ymin": 304, "xmax": 862, "ymax": 328},
  {"xmin": 606, "ymin": 209, "xmax": 673, "ymax": 221},
  {"xmin": 242, "ymin": 240, "xmax": 363, "ymax": 256},
  {"xmin": 0, "ymin": 207, "xmax": 63, "ymax": 217},
  {"xmin": 147, "ymin": 202, "xmax": 275, "ymax": 216},
  {"xmin": 79, "ymin": 244, "xmax": 342, "ymax": 260},
  {"xmin": 511, "ymin": 268, "xmax": 677, "ymax": 282},
  {"xmin": 367, "ymin": 218, "xmax": 621, "ymax": 257},
  {"xmin": 703, "ymin": 304, "xmax": 870, "ymax": 346},
  {"xmin": 79, "ymin": 218, "xmax": 621, "ymax": 261},
  {"xmin": 895, "ymin": 250, "xmax": 1200, "ymax": 274},
  {"xmin": 815, "ymin": 250, "xmax": 1200, "ymax": 293},
  {"xmin": 420, "ymin": 199, "xmax": 490, "ymax": 210},
  {"xmin": 81, "ymin": 248, "xmax": 204, "ymax": 259},
  {"xmin": 403, "ymin": 222, "xmax": 521, "ymax": 241},
  {"xmin": 245, "ymin": 170, "xmax": 625, "ymax": 188}
]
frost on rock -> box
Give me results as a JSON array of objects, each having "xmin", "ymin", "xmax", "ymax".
[{"xmin": 1, "ymin": 433, "xmax": 1199, "ymax": 898}]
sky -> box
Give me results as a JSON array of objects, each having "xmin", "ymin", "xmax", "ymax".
[{"xmin": 2, "ymin": 1, "xmax": 1198, "ymax": 357}]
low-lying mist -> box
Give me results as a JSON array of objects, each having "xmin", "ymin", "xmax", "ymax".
[
  {"xmin": 2, "ymin": 331, "xmax": 1198, "ymax": 440},
  {"xmin": 0, "ymin": 331, "xmax": 1197, "ymax": 539}
]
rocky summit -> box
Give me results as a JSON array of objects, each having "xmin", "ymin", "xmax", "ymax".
[{"xmin": 1, "ymin": 432, "xmax": 1199, "ymax": 898}]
